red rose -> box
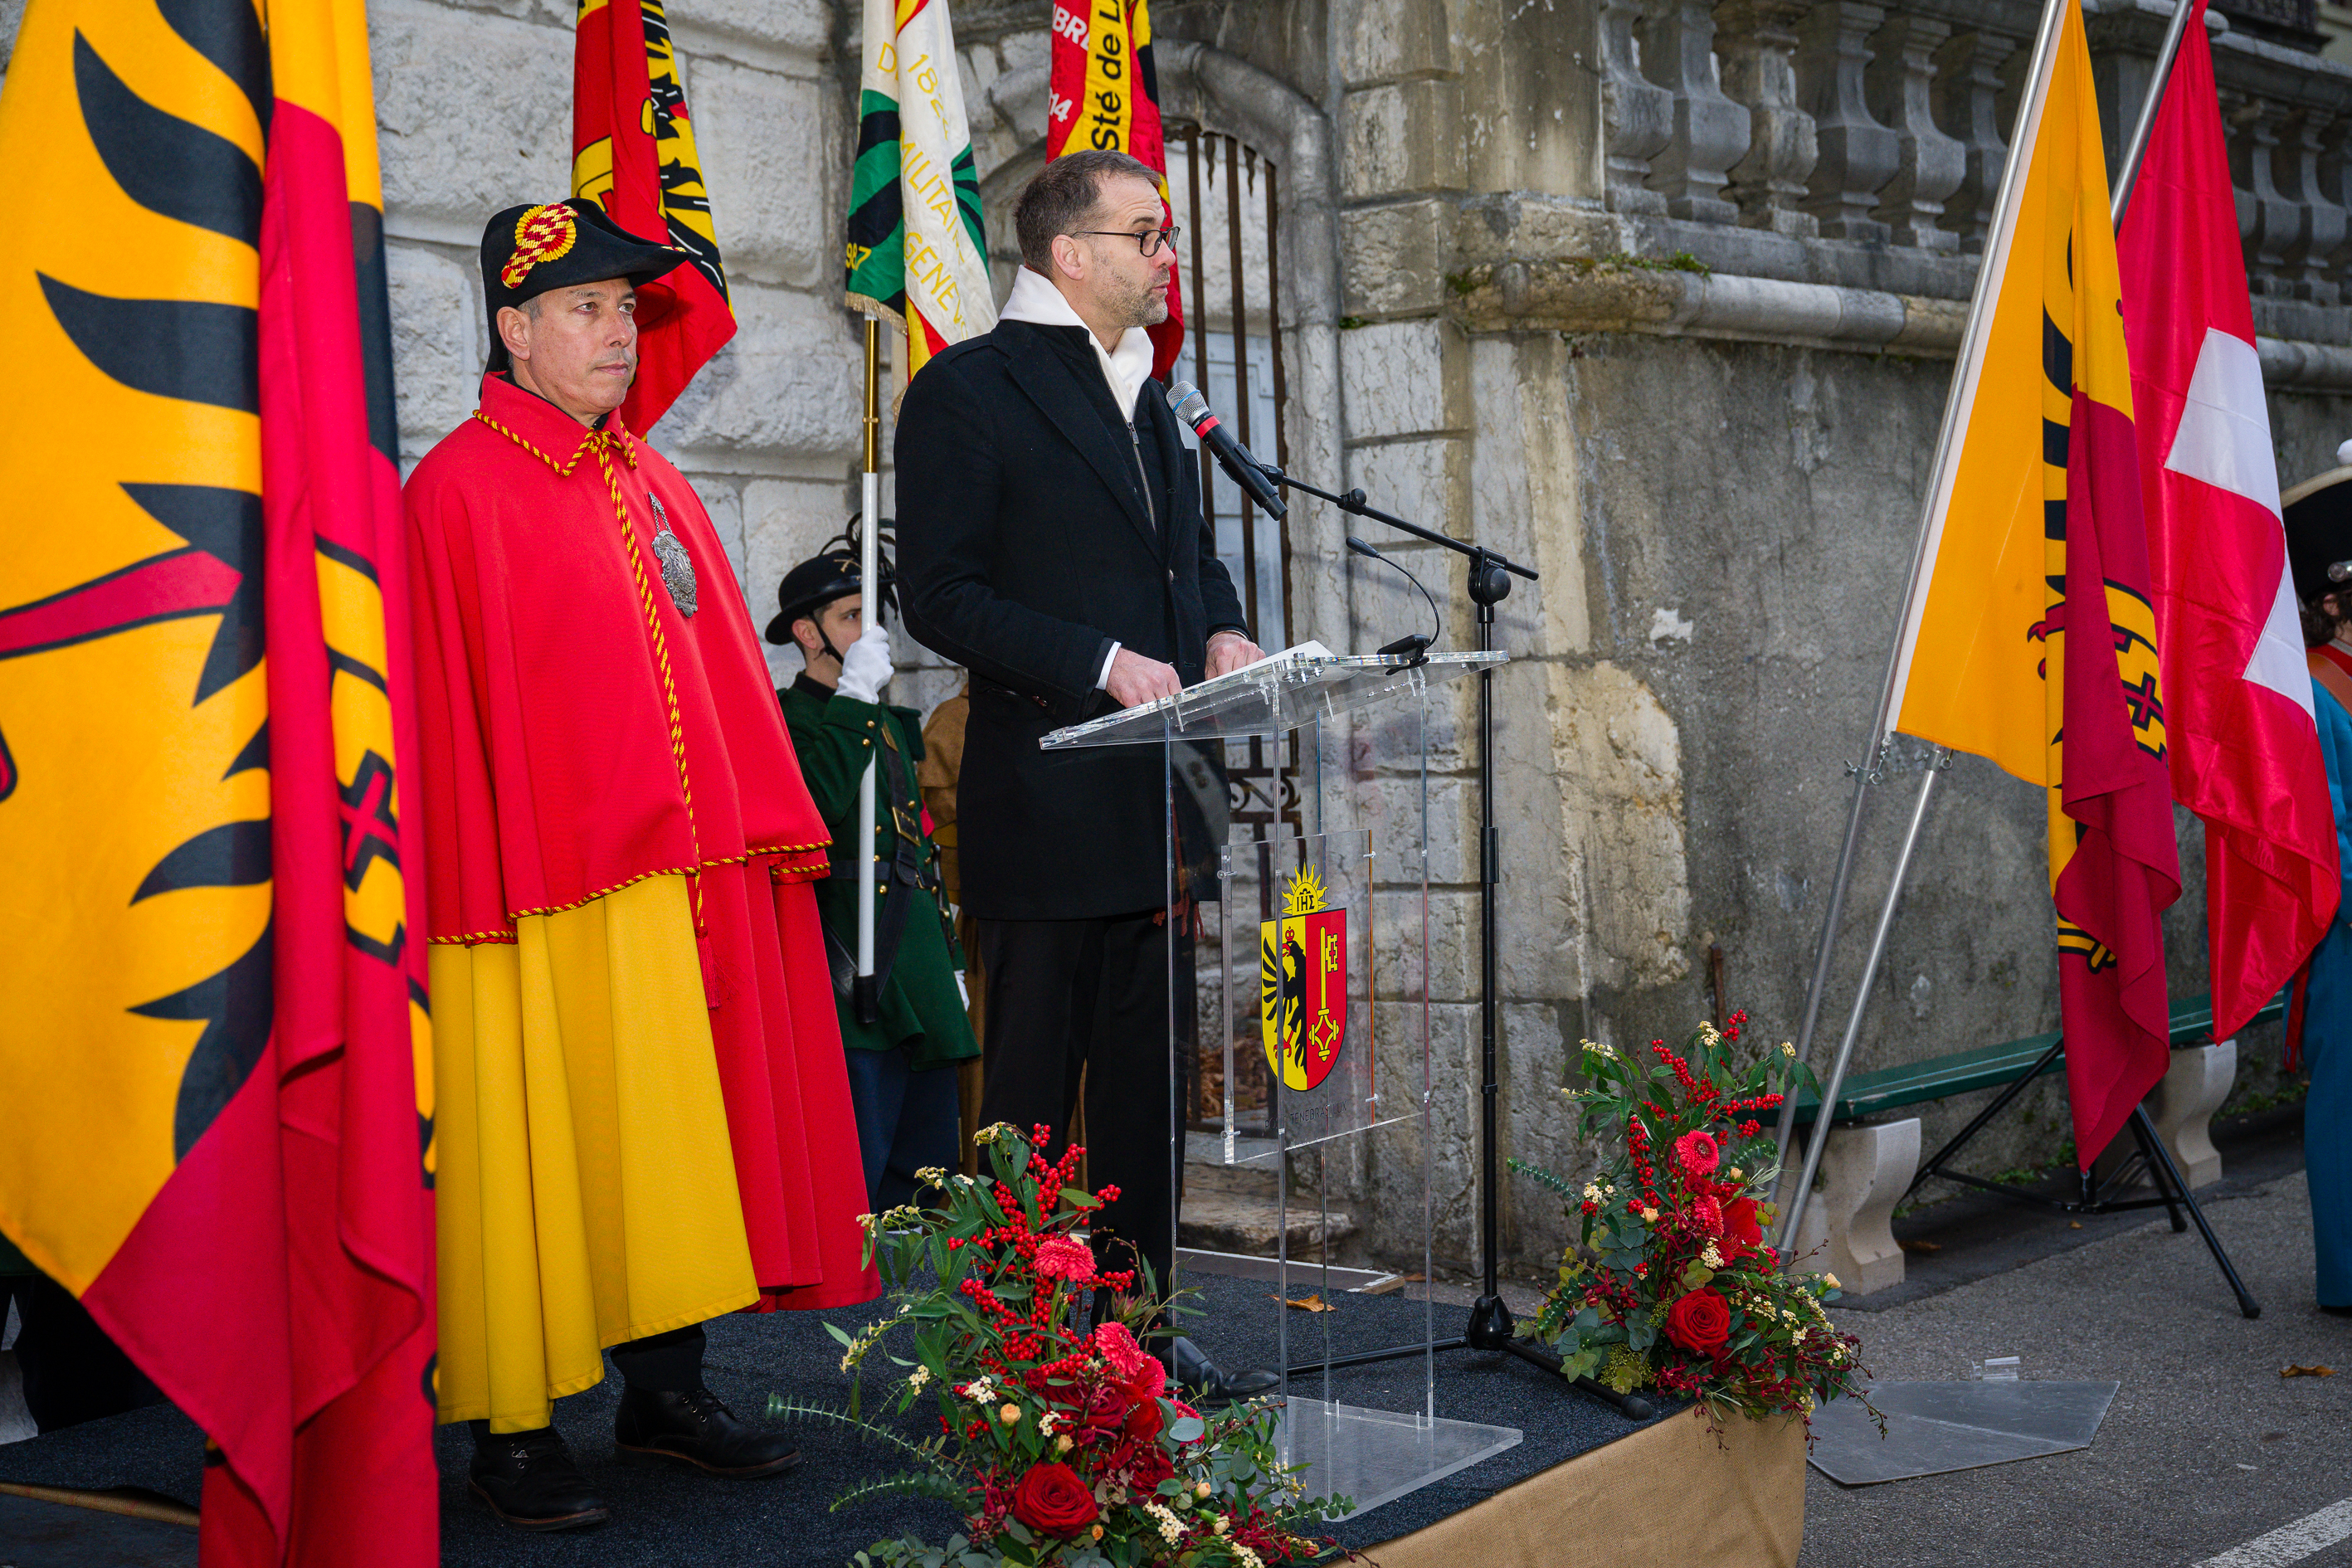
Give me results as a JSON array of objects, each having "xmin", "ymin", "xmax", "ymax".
[
  {"xmin": 1074, "ymin": 1383, "xmax": 1129, "ymax": 1437},
  {"xmin": 1719, "ymin": 1197, "xmax": 1763, "ymax": 1261},
  {"xmin": 1010, "ymin": 1461, "xmax": 1099, "ymax": 1536},
  {"xmin": 1124, "ymin": 1397, "xmax": 1165, "ymax": 1441},
  {"xmin": 1663, "ymin": 1288, "xmax": 1732, "ymax": 1356}
]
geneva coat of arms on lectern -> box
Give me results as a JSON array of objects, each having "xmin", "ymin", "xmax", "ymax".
[{"xmin": 1259, "ymin": 863, "xmax": 1347, "ymax": 1091}]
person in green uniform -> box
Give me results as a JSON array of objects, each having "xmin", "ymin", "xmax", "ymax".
[{"xmin": 766, "ymin": 530, "xmax": 979, "ymax": 1211}]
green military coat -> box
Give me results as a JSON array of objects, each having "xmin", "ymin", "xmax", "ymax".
[{"xmin": 779, "ymin": 675, "xmax": 979, "ymax": 1071}]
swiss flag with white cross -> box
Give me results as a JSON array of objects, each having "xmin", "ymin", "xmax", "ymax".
[{"xmin": 2118, "ymin": 0, "xmax": 2340, "ymax": 1040}]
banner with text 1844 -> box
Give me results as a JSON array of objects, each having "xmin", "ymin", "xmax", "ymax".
[{"xmin": 845, "ymin": 0, "xmax": 996, "ymax": 380}]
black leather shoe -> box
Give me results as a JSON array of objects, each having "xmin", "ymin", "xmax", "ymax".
[
  {"xmin": 469, "ymin": 1426, "xmax": 611, "ymax": 1531},
  {"xmin": 614, "ymin": 1386, "xmax": 801, "ymax": 1478},
  {"xmin": 1162, "ymin": 1335, "xmax": 1283, "ymax": 1407}
]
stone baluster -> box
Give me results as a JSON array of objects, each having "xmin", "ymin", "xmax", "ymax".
[
  {"xmin": 1714, "ymin": 0, "xmax": 1819, "ymax": 236},
  {"xmin": 1795, "ymin": 0, "xmax": 1901, "ymax": 242},
  {"xmin": 2319, "ymin": 114, "xmax": 2352, "ymax": 299},
  {"xmin": 1639, "ymin": 0, "xmax": 1751, "ymax": 224},
  {"xmin": 1933, "ymin": 32, "xmax": 2020, "ymax": 256},
  {"xmin": 1864, "ymin": 11, "xmax": 1965, "ymax": 251},
  {"xmin": 1601, "ymin": 0, "xmax": 1675, "ymax": 216},
  {"xmin": 2227, "ymin": 94, "xmax": 2297, "ymax": 296},
  {"xmin": 2275, "ymin": 108, "xmax": 2345, "ymax": 305}
]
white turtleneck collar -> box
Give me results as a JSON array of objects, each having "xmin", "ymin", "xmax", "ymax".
[{"xmin": 998, "ymin": 265, "xmax": 1156, "ymax": 422}]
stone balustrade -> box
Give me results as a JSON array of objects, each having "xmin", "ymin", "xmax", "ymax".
[{"xmin": 1599, "ymin": 0, "xmax": 2352, "ymax": 336}]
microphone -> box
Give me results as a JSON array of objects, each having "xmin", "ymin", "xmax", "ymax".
[
  {"xmin": 1166, "ymin": 381, "xmax": 1288, "ymax": 520},
  {"xmin": 1346, "ymin": 535, "xmax": 1442, "ymax": 663}
]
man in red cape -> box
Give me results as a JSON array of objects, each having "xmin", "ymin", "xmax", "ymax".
[{"xmin": 404, "ymin": 198, "xmax": 875, "ymax": 1531}]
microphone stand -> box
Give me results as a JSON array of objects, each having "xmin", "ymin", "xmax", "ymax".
[{"xmin": 1254, "ymin": 467, "xmax": 1654, "ymax": 1422}]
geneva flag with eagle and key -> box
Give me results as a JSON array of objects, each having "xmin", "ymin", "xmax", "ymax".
[
  {"xmin": 1885, "ymin": 0, "xmax": 2181, "ymax": 1166},
  {"xmin": 0, "ymin": 0, "xmax": 437, "ymax": 1561}
]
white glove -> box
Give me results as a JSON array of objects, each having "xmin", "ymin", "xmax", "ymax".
[{"xmin": 835, "ymin": 622, "xmax": 894, "ymax": 704}]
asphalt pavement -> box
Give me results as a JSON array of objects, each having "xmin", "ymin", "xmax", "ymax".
[{"xmin": 1799, "ymin": 1112, "xmax": 2351, "ymax": 1568}]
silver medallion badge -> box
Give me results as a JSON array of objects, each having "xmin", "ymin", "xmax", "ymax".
[{"xmin": 647, "ymin": 490, "xmax": 697, "ymax": 616}]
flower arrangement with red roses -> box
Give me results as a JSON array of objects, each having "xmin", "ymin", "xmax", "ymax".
[
  {"xmin": 773, "ymin": 1123, "xmax": 1346, "ymax": 1566},
  {"xmin": 1508, "ymin": 1013, "xmax": 1869, "ymax": 1432}
]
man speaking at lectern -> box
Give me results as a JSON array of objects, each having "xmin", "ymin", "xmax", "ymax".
[{"xmin": 896, "ymin": 149, "xmax": 1276, "ymax": 1402}]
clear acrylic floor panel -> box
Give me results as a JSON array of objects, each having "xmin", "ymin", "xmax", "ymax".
[{"xmin": 1281, "ymin": 1398, "xmax": 1522, "ymax": 1522}]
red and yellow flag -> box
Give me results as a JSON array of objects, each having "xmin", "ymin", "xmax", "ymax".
[
  {"xmin": 1887, "ymin": 0, "xmax": 2181, "ymax": 1165},
  {"xmin": 0, "ymin": 0, "xmax": 436, "ymax": 1561},
  {"xmin": 573, "ymin": 0, "xmax": 736, "ymax": 433},
  {"xmin": 1048, "ymin": 0, "xmax": 1185, "ymax": 380}
]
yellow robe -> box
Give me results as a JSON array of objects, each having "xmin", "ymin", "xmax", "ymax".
[{"xmin": 430, "ymin": 874, "xmax": 757, "ymax": 1431}]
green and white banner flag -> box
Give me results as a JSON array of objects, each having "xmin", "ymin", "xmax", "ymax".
[{"xmin": 845, "ymin": 0, "xmax": 996, "ymax": 379}]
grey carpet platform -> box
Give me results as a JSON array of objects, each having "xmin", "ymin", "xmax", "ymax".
[{"xmin": 0, "ymin": 1273, "xmax": 1664, "ymax": 1564}]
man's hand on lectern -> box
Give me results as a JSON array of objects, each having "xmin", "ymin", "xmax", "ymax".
[
  {"xmin": 1106, "ymin": 646, "xmax": 1183, "ymax": 709},
  {"xmin": 1205, "ymin": 631, "xmax": 1267, "ymax": 679}
]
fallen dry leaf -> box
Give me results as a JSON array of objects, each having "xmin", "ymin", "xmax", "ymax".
[
  {"xmin": 1273, "ymin": 1293, "xmax": 1338, "ymax": 1313},
  {"xmin": 2280, "ymin": 1365, "xmax": 2335, "ymax": 1379},
  {"xmin": 1897, "ymin": 1239, "xmax": 1941, "ymax": 1254}
]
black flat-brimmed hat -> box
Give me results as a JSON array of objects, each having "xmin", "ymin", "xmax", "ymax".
[
  {"xmin": 479, "ymin": 198, "xmax": 692, "ymax": 373},
  {"xmin": 765, "ymin": 520, "xmax": 897, "ymax": 645},
  {"xmin": 2281, "ymin": 442, "xmax": 2352, "ymax": 605}
]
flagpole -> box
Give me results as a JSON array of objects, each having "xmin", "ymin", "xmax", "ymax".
[
  {"xmin": 2112, "ymin": 0, "xmax": 2199, "ymax": 226},
  {"xmin": 1775, "ymin": 0, "xmax": 2073, "ymax": 1249},
  {"xmin": 856, "ymin": 316, "xmax": 881, "ymax": 1000}
]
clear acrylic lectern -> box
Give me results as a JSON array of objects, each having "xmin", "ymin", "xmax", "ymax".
[{"xmin": 1042, "ymin": 646, "xmax": 1522, "ymax": 1517}]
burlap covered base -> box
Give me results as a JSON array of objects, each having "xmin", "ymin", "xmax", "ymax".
[{"xmin": 1358, "ymin": 1408, "xmax": 1808, "ymax": 1568}]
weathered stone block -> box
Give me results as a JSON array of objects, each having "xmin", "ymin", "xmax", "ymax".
[
  {"xmin": 743, "ymin": 476, "xmax": 855, "ymax": 684},
  {"xmin": 1340, "ymin": 319, "xmax": 1467, "ymax": 441},
  {"xmin": 684, "ymin": 476, "xmax": 747, "ymax": 613},
  {"xmin": 1341, "ymin": 80, "xmax": 1466, "ymax": 199},
  {"xmin": 371, "ymin": 0, "xmax": 572, "ymax": 236},
  {"xmin": 1544, "ymin": 661, "xmax": 1692, "ymax": 993},
  {"xmin": 1340, "ymin": 199, "xmax": 1453, "ymax": 320},
  {"xmin": 689, "ymin": 60, "xmax": 835, "ymax": 289},
  {"xmin": 1346, "ymin": 437, "xmax": 1466, "ymax": 540},
  {"xmin": 670, "ymin": 0, "xmax": 830, "ymax": 60},
  {"xmin": 386, "ymin": 241, "xmax": 480, "ymax": 455},
  {"xmin": 654, "ymin": 285, "xmax": 860, "ymax": 459},
  {"xmin": 1340, "ymin": 1, "xmax": 1454, "ymax": 85}
]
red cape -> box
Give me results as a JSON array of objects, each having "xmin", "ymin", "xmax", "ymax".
[{"xmin": 405, "ymin": 374, "xmax": 874, "ymax": 1307}]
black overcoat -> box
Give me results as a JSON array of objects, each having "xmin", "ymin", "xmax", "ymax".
[{"xmin": 895, "ymin": 317, "xmax": 1249, "ymax": 920}]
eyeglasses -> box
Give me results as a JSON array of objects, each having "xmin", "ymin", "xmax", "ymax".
[{"xmin": 1074, "ymin": 224, "xmax": 1181, "ymax": 257}]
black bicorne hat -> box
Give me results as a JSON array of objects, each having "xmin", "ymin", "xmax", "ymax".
[
  {"xmin": 2281, "ymin": 443, "xmax": 2352, "ymax": 605},
  {"xmin": 764, "ymin": 519, "xmax": 898, "ymax": 645},
  {"xmin": 480, "ymin": 198, "xmax": 693, "ymax": 374}
]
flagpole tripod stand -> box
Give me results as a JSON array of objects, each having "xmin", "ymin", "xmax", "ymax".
[
  {"xmin": 1245, "ymin": 470, "xmax": 1653, "ymax": 1422},
  {"xmin": 1892, "ymin": 1040, "xmax": 2261, "ymax": 1317}
]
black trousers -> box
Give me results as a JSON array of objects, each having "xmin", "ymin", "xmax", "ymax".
[{"xmin": 976, "ymin": 913, "xmax": 1180, "ymax": 1300}]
